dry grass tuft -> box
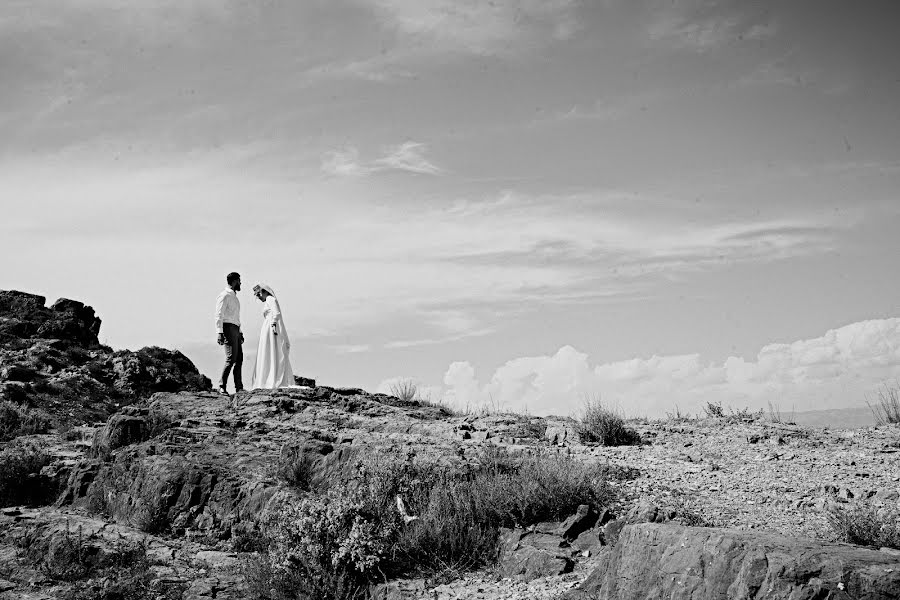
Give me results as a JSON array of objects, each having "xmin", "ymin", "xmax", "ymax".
[
  {"xmin": 578, "ymin": 397, "xmax": 640, "ymax": 446},
  {"xmin": 867, "ymin": 384, "xmax": 900, "ymax": 425},
  {"xmin": 827, "ymin": 501, "xmax": 900, "ymax": 550}
]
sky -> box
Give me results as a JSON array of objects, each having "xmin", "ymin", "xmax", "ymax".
[{"xmin": 2, "ymin": 0, "xmax": 899, "ymax": 417}]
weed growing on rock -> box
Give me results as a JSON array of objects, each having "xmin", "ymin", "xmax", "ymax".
[
  {"xmin": 0, "ymin": 441, "xmax": 56, "ymax": 506},
  {"xmin": 826, "ymin": 501, "xmax": 900, "ymax": 549},
  {"xmin": 867, "ymin": 384, "xmax": 900, "ymax": 425},
  {"xmin": 0, "ymin": 399, "xmax": 50, "ymax": 441},
  {"xmin": 578, "ymin": 397, "xmax": 641, "ymax": 446}
]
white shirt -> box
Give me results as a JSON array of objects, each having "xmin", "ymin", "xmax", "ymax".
[{"xmin": 215, "ymin": 288, "xmax": 241, "ymax": 333}]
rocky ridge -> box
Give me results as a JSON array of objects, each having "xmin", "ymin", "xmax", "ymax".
[
  {"xmin": 2, "ymin": 291, "xmax": 900, "ymax": 599},
  {"xmin": 0, "ymin": 290, "xmax": 211, "ymax": 427},
  {"xmin": 1, "ymin": 385, "xmax": 898, "ymax": 599}
]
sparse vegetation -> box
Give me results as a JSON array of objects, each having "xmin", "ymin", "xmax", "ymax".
[
  {"xmin": 0, "ymin": 399, "xmax": 50, "ymax": 441},
  {"xmin": 704, "ymin": 401, "xmax": 725, "ymax": 419},
  {"xmin": 251, "ymin": 448, "xmax": 616, "ymax": 599},
  {"xmin": 17, "ymin": 523, "xmax": 158, "ymax": 600},
  {"xmin": 665, "ymin": 405, "xmax": 695, "ymax": 422},
  {"xmin": 389, "ymin": 379, "xmax": 419, "ymax": 403},
  {"xmin": 867, "ymin": 384, "xmax": 900, "ymax": 425},
  {"xmin": 766, "ymin": 401, "xmax": 794, "ymax": 424},
  {"xmin": 826, "ymin": 501, "xmax": 900, "ymax": 550},
  {"xmin": 578, "ymin": 397, "xmax": 640, "ymax": 446},
  {"xmin": 0, "ymin": 441, "xmax": 56, "ymax": 507}
]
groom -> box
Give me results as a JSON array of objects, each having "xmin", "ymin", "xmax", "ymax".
[{"xmin": 215, "ymin": 271, "xmax": 244, "ymax": 394}]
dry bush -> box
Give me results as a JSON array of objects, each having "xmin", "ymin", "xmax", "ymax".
[
  {"xmin": 253, "ymin": 449, "xmax": 617, "ymax": 598},
  {"xmin": 388, "ymin": 379, "xmax": 419, "ymax": 403},
  {"xmin": 827, "ymin": 501, "xmax": 900, "ymax": 549},
  {"xmin": 0, "ymin": 441, "xmax": 56, "ymax": 507},
  {"xmin": 0, "ymin": 400, "xmax": 50, "ymax": 441},
  {"xmin": 704, "ymin": 401, "xmax": 725, "ymax": 418},
  {"xmin": 578, "ymin": 397, "xmax": 640, "ymax": 446},
  {"xmin": 868, "ymin": 384, "xmax": 900, "ymax": 425}
]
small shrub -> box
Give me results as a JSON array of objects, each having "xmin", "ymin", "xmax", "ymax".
[
  {"xmin": 0, "ymin": 400, "xmax": 50, "ymax": 441},
  {"xmin": 665, "ymin": 405, "xmax": 694, "ymax": 422},
  {"xmin": 827, "ymin": 502, "xmax": 900, "ymax": 549},
  {"xmin": 388, "ymin": 379, "xmax": 418, "ymax": 403},
  {"xmin": 0, "ymin": 442, "xmax": 55, "ymax": 507},
  {"xmin": 867, "ymin": 384, "xmax": 900, "ymax": 425},
  {"xmin": 578, "ymin": 397, "xmax": 640, "ymax": 446},
  {"xmin": 704, "ymin": 401, "xmax": 725, "ymax": 418}
]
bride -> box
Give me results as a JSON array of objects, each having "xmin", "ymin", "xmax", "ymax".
[{"xmin": 250, "ymin": 283, "xmax": 295, "ymax": 389}]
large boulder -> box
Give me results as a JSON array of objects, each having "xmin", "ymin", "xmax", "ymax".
[{"xmin": 565, "ymin": 523, "xmax": 900, "ymax": 600}]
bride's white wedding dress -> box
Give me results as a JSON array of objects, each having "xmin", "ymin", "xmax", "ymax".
[{"xmin": 251, "ymin": 289, "xmax": 295, "ymax": 389}]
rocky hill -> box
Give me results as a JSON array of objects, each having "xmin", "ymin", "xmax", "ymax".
[
  {"xmin": 0, "ymin": 290, "xmax": 211, "ymax": 429},
  {"xmin": 1, "ymin": 291, "xmax": 899, "ymax": 600}
]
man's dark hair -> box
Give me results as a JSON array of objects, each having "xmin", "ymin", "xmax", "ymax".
[{"xmin": 226, "ymin": 272, "xmax": 241, "ymax": 285}]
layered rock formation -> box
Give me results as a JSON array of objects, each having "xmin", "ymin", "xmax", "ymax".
[
  {"xmin": 0, "ymin": 290, "xmax": 211, "ymax": 426},
  {"xmin": 566, "ymin": 523, "xmax": 900, "ymax": 599}
]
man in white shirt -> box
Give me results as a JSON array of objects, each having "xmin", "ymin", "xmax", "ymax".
[{"xmin": 215, "ymin": 272, "xmax": 244, "ymax": 394}]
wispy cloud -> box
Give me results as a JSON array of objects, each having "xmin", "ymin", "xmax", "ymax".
[
  {"xmin": 332, "ymin": 344, "xmax": 372, "ymax": 354},
  {"xmin": 322, "ymin": 142, "xmax": 442, "ymax": 177},
  {"xmin": 359, "ymin": 0, "xmax": 579, "ymax": 55},
  {"xmin": 648, "ymin": 11, "xmax": 776, "ymax": 52}
]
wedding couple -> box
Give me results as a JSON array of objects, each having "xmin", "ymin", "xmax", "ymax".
[{"xmin": 214, "ymin": 271, "xmax": 294, "ymax": 394}]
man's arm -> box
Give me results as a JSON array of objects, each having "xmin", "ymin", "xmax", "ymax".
[{"xmin": 215, "ymin": 292, "xmax": 226, "ymax": 344}]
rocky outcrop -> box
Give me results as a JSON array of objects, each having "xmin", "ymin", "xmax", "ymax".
[
  {"xmin": 0, "ymin": 290, "xmax": 210, "ymax": 426},
  {"xmin": 58, "ymin": 388, "xmax": 466, "ymax": 538},
  {"xmin": 565, "ymin": 523, "xmax": 900, "ymax": 600}
]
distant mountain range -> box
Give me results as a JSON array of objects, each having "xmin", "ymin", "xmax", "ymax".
[{"xmin": 785, "ymin": 406, "xmax": 878, "ymax": 429}]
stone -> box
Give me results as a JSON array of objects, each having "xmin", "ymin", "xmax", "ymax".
[
  {"xmin": 92, "ymin": 414, "xmax": 148, "ymax": 458},
  {"xmin": 558, "ymin": 504, "xmax": 598, "ymax": 540},
  {"xmin": 497, "ymin": 528, "xmax": 574, "ymax": 581},
  {"xmin": 471, "ymin": 430, "xmax": 491, "ymax": 442},
  {"xmin": 602, "ymin": 519, "xmax": 626, "ymax": 546},
  {"xmin": 545, "ymin": 424, "xmax": 580, "ymax": 445},
  {"xmin": 564, "ymin": 523, "xmax": 900, "ymax": 600},
  {"xmin": 572, "ymin": 528, "xmax": 603, "ymax": 554},
  {"xmin": 369, "ymin": 578, "xmax": 427, "ymax": 600},
  {"xmin": 193, "ymin": 550, "xmax": 239, "ymax": 570},
  {"xmin": 874, "ymin": 488, "xmax": 899, "ymax": 502}
]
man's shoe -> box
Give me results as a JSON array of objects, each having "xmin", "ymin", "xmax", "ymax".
[
  {"xmin": 235, "ymin": 388, "xmax": 245, "ymax": 393},
  {"xmin": 218, "ymin": 385, "xmax": 229, "ymax": 395}
]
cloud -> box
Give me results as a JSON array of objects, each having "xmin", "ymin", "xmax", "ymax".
[
  {"xmin": 359, "ymin": 0, "xmax": 579, "ymax": 55},
  {"xmin": 373, "ymin": 142, "xmax": 443, "ymax": 175},
  {"xmin": 332, "ymin": 344, "xmax": 372, "ymax": 354},
  {"xmin": 0, "ymin": 0, "xmax": 240, "ymax": 43},
  {"xmin": 322, "ymin": 142, "xmax": 442, "ymax": 177},
  {"xmin": 440, "ymin": 318, "xmax": 900, "ymax": 417},
  {"xmin": 648, "ymin": 12, "xmax": 776, "ymax": 52}
]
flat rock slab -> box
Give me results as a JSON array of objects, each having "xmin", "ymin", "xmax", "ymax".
[{"xmin": 566, "ymin": 523, "xmax": 900, "ymax": 600}]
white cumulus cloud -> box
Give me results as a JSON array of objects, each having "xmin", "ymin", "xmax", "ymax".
[{"xmin": 440, "ymin": 318, "xmax": 900, "ymax": 417}]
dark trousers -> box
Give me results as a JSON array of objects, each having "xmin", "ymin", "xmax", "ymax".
[{"xmin": 220, "ymin": 323, "xmax": 243, "ymax": 390}]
